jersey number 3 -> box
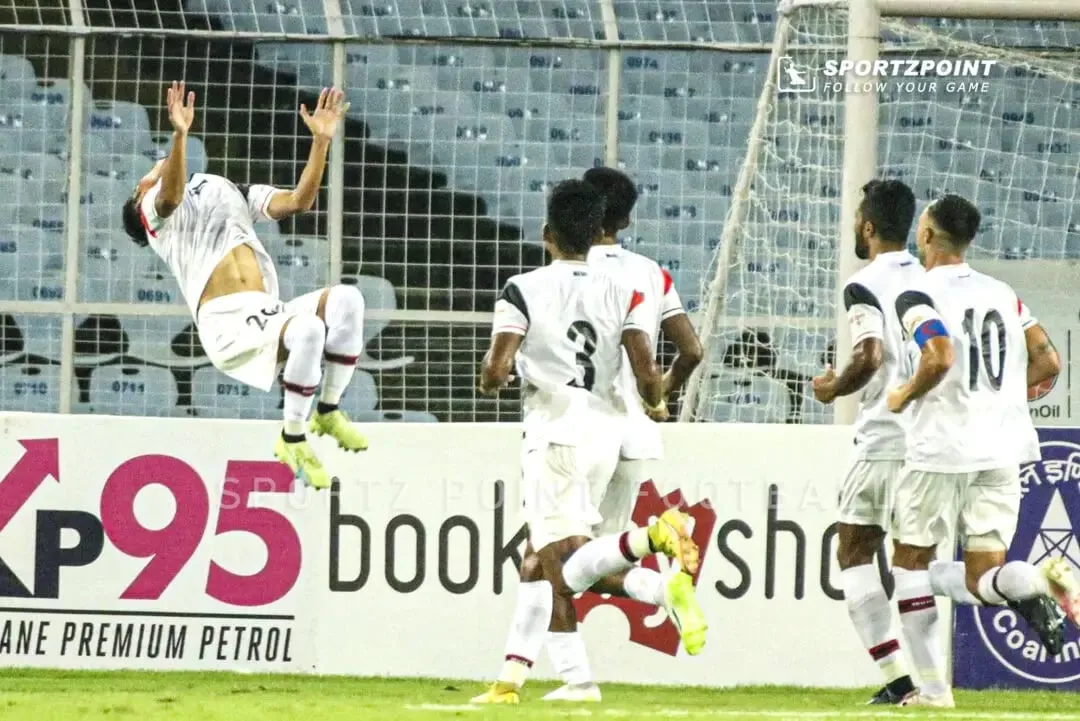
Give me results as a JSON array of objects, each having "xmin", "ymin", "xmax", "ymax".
[
  {"xmin": 566, "ymin": 321, "xmax": 598, "ymax": 392},
  {"xmin": 961, "ymin": 308, "xmax": 1006, "ymax": 391}
]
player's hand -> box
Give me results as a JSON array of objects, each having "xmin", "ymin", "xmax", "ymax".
[
  {"xmin": 811, "ymin": 364, "xmax": 837, "ymax": 404},
  {"xmin": 886, "ymin": 385, "xmax": 910, "ymax": 413},
  {"xmin": 166, "ymin": 81, "xmax": 195, "ymax": 135},
  {"xmin": 300, "ymin": 87, "xmax": 349, "ymax": 140},
  {"xmin": 644, "ymin": 400, "xmax": 670, "ymax": 422}
]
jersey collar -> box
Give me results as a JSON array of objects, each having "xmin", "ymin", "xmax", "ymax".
[{"xmin": 927, "ymin": 261, "xmax": 971, "ymax": 276}]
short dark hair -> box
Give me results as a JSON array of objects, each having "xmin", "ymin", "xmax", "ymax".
[
  {"xmin": 858, "ymin": 179, "xmax": 916, "ymax": 245},
  {"xmin": 122, "ymin": 195, "xmax": 149, "ymax": 247},
  {"xmin": 546, "ymin": 179, "xmax": 605, "ymax": 256},
  {"xmin": 927, "ymin": 194, "xmax": 981, "ymax": 247},
  {"xmin": 582, "ymin": 166, "xmax": 638, "ymax": 235}
]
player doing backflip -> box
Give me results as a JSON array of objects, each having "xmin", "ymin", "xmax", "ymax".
[{"xmin": 121, "ymin": 82, "xmax": 367, "ymax": 489}]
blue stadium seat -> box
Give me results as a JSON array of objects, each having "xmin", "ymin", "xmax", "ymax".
[
  {"xmin": 132, "ymin": 253, "xmax": 186, "ymax": 307},
  {"xmin": 0, "ymin": 364, "xmax": 62, "ymax": 413},
  {"xmin": 13, "ymin": 314, "xmax": 64, "ymax": 360},
  {"xmin": 122, "ymin": 316, "xmax": 202, "ymax": 365},
  {"xmin": 350, "ymin": 410, "xmax": 439, "ymax": 423},
  {"xmin": 704, "ymin": 370, "xmax": 790, "ymax": 423},
  {"xmin": 86, "ymin": 100, "xmax": 154, "ymax": 155},
  {"xmin": 84, "ymin": 365, "xmax": 179, "ymax": 417},
  {"xmin": 270, "ymin": 234, "xmax": 328, "ymax": 301},
  {"xmin": 143, "ymin": 133, "xmax": 208, "ymax": 174},
  {"xmin": 191, "ymin": 366, "xmax": 277, "ymax": 420},
  {"xmin": 0, "ymin": 228, "xmax": 64, "ymax": 301},
  {"xmin": 337, "ymin": 370, "xmax": 379, "ymax": 414},
  {"xmin": 254, "ymin": 43, "xmax": 332, "ymax": 90},
  {"xmin": 79, "ymin": 232, "xmax": 139, "ymax": 303}
]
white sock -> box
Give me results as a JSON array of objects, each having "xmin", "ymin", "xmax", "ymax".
[
  {"xmin": 498, "ymin": 580, "xmax": 552, "ymax": 686},
  {"xmin": 977, "ymin": 562, "xmax": 1050, "ymax": 605},
  {"xmin": 929, "ymin": 561, "xmax": 983, "ymax": 606},
  {"xmin": 841, "ymin": 564, "xmax": 909, "ymax": 684},
  {"xmin": 281, "ymin": 314, "xmax": 325, "ymax": 436},
  {"xmin": 320, "ymin": 284, "xmax": 365, "ymax": 406},
  {"xmin": 547, "ymin": 632, "xmax": 592, "ymax": 686},
  {"xmin": 894, "ymin": 568, "xmax": 948, "ymax": 697},
  {"xmin": 563, "ymin": 529, "xmax": 651, "ymax": 594},
  {"xmin": 623, "ymin": 566, "xmax": 665, "ymax": 606}
]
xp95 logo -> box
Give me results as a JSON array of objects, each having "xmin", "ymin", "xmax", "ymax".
[{"xmin": 0, "ymin": 439, "xmax": 302, "ymax": 607}]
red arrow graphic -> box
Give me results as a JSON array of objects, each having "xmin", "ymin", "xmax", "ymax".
[{"xmin": 0, "ymin": 438, "xmax": 60, "ymax": 533}]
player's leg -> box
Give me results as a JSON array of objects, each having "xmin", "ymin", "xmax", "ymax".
[
  {"xmin": 271, "ymin": 313, "xmax": 332, "ymax": 489},
  {"xmin": 542, "ymin": 535, "xmax": 601, "ymax": 702},
  {"xmin": 959, "ymin": 468, "xmax": 1075, "ymax": 654},
  {"xmin": 286, "ymin": 286, "xmax": 369, "ymax": 451},
  {"xmin": 891, "ymin": 469, "xmax": 955, "ymax": 707},
  {"xmin": 836, "ymin": 460, "xmax": 915, "ymax": 704}
]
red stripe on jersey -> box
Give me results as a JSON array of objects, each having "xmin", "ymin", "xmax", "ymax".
[
  {"xmin": 628, "ymin": 290, "xmax": 645, "ymax": 314},
  {"xmin": 1017, "ymin": 296, "xmax": 1023, "ymax": 316},
  {"xmin": 661, "ymin": 267, "xmax": 674, "ymax": 294},
  {"xmin": 139, "ymin": 204, "xmax": 158, "ymax": 238}
]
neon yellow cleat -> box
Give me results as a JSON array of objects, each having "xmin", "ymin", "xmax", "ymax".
[
  {"xmin": 273, "ymin": 435, "xmax": 331, "ymax": 490},
  {"xmin": 310, "ymin": 409, "xmax": 369, "ymax": 453},
  {"xmin": 469, "ymin": 682, "xmax": 520, "ymax": 704},
  {"xmin": 647, "ymin": 509, "xmax": 700, "ymax": 574},
  {"xmin": 664, "ymin": 571, "xmax": 707, "ymax": 656},
  {"xmin": 1043, "ymin": 557, "xmax": 1080, "ymax": 627}
]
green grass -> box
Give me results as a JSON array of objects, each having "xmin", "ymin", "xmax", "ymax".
[{"xmin": 0, "ymin": 670, "xmax": 1077, "ymax": 720}]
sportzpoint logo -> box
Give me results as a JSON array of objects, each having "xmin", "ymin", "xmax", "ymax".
[{"xmin": 778, "ymin": 56, "xmax": 998, "ymax": 94}]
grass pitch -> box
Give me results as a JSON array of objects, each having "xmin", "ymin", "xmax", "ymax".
[{"xmin": 0, "ymin": 670, "xmax": 1077, "ymax": 720}]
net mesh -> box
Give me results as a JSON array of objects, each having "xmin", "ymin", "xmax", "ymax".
[
  {"xmin": 2, "ymin": 1, "xmax": 1080, "ymax": 422},
  {"xmin": 684, "ymin": 4, "xmax": 1080, "ymax": 424}
]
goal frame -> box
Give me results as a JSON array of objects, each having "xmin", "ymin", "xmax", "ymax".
[{"xmin": 679, "ymin": 0, "xmax": 1080, "ymax": 424}]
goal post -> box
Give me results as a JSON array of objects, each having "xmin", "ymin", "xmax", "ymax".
[{"xmin": 679, "ymin": 0, "xmax": 1080, "ymax": 424}]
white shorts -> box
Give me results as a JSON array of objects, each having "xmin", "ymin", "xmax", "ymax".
[
  {"xmin": 196, "ymin": 289, "xmax": 324, "ymax": 392},
  {"xmin": 893, "ymin": 467, "xmax": 1021, "ymax": 551},
  {"xmin": 837, "ymin": 459, "xmax": 903, "ymax": 530},
  {"xmin": 593, "ymin": 458, "xmax": 654, "ymax": 536},
  {"xmin": 523, "ymin": 435, "xmax": 621, "ymax": 552}
]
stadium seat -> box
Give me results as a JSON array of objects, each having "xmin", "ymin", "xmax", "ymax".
[
  {"xmin": 13, "ymin": 314, "xmax": 65, "ymax": 361},
  {"xmin": 79, "ymin": 232, "xmax": 139, "ymax": 303},
  {"xmin": 336, "ymin": 370, "xmax": 379, "ymax": 415},
  {"xmin": 143, "ymin": 133, "xmax": 208, "ymax": 175},
  {"xmin": 704, "ymin": 370, "xmax": 790, "ymax": 423},
  {"xmin": 86, "ymin": 100, "xmax": 154, "ymax": 155},
  {"xmin": 350, "ymin": 410, "xmax": 439, "ymax": 423},
  {"xmin": 132, "ymin": 253, "xmax": 186, "ymax": 307},
  {"xmin": 349, "ymin": 274, "xmax": 415, "ymax": 370},
  {"xmin": 254, "ymin": 43, "xmax": 332, "ymax": 90},
  {"xmin": 123, "ymin": 316, "xmax": 204, "ymax": 366},
  {"xmin": 271, "ymin": 235, "xmax": 329, "ymax": 301},
  {"xmin": 191, "ymin": 366, "xmax": 278, "ymax": 420},
  {"xmin": 84, "ymin": 365, "xmax": 179, "ymax": 417},
  {"xmin": 0, "ymin": 228, "xmax": 65, "ymax": 301},
  {"xmin": 0, "ymin": 363, "xmax": 62, "ymax": 414}
]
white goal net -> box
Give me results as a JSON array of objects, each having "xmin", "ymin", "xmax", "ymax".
[{"xmin": 681, "ymin": 2, "xmax": 1080, "ymax": 424}]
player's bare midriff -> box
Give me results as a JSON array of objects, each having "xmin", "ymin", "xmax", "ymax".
[{"xmin": 198, "ymin": 243, "xmax": 266, "ymax": 310}]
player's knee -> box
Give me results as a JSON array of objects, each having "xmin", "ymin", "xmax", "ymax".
[
  {"xmin": 327, "ymin": 284, "xmax": 365, "ymax": 326},
  {"xmin": 285, "ymin": 313, "xmax": 327, "ymax": 354},
  {"xmin": 836, "ymin": 527, "xmax": 882, "ymax": 570},
  {"xmin": 520, "ymin": 551, "xmax": 544, "ymax": 583}
]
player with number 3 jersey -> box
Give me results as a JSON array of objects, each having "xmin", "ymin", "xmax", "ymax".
[
  {"xmin": 120, "ymin": 82, "xmax": 367, "ymax": 489},
  {"xmin": 886, "ymin": 195, "xmax": 1074, "ymax": 708}
]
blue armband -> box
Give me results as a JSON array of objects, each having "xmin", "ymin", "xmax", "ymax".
[{"xmin": 913, "ymin": 319, "xmax": 948, "ymax": 349}]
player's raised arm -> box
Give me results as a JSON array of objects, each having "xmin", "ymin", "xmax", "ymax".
[
  {"xmin": 156, "ymin": 81, "xmax": 195, "ymax": 218},
  {"xmin": 265, "ymin": 88, "xmax": 349, "ymax": 220},
  {"xmin": 887, "ymin": 289, "xmax": 954, "ymax": 413},
  {"xmin": 479, "ymin": 281, "xmax": 527, "ymax": 396},
  {"xmin": 813, "ymin": 282, "xmax": 885, "ymax": 404}
]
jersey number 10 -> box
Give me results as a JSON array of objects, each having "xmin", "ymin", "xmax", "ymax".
[{"xmin": 961, "ymin": 307, "xmax": 1006, "ymax": 392}]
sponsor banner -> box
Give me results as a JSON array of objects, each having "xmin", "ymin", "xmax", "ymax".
[
  {"xmin": 1, "ymin": 414, "xmax": 884, "ymax": 686},
  {"xmin": 953, "ymin": 427, "xmax": 1080, "ymax": 689},
  {"xmin": 973, "ymin": 260, "xmax": 1080, "ymax": 426},
  {"xmin": 0, "ymin": 413, "xmax": 321, "ymax": 672}
]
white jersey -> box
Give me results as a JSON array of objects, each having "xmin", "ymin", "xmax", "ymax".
[
  {"xmin": 843, "ymin": 250, "xmax": 924, "ymax": 460},
  {"xmin": 587, "ymin": 244, "xmax": 686, "ymax": 460},
  {"xmin": 492, "ymin": 260, "xmax": 650, "ymax": 447},
  {"xmin": 139, "ymin": 173, "xmax": 283, "ymax": 316},
  {"xmin": 897, "ymin": 263, "xmax": 1040, "ymax": 472}
]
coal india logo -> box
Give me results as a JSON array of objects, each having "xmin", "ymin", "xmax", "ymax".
[{"xmin": 974, "ymin": 439, "xmax": 1080, "ymax": 683}]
